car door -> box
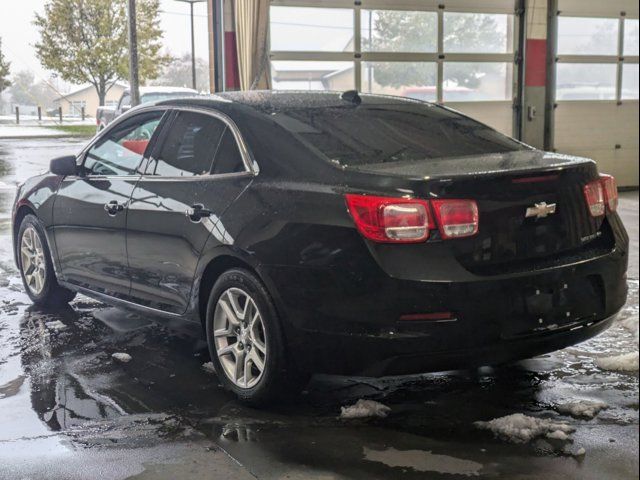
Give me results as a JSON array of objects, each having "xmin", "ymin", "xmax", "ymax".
[
  {"xmin": 126, "ymin": 109, "xmax": 254, "ymax": 314},
  {"xmin": 52, "ymin": 109, "xmax": 167, "ymax": 299}
]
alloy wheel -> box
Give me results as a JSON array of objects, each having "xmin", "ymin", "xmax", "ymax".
[
  {"xmin": 20, "ymin": 226, "xmax": 47, "ymax": 295},
  {"xmin": 213, "ymin": 287, "xmax": 267, "ymax": 389}
]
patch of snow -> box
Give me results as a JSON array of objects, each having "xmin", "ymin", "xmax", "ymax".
[
  {"xmin": 546, "ymin": 430, "xmax": 570, "ymax": 440},
  {"xmin": 202, "ymin": 362, "xmax": 216, "ymax": 374},
  {"xmin": 619, "ymin": 314, "xmax": 639, "ymax": 339},
  {"xmin": 595, "ymin": 352, "xmax": 639, "ymax": 372},
  {"xmin": 474, "ymin": 413, "xmax": 574, "ymax": 444},
  {"xmin": 340, "ymin": 399, "xmax": 391, "ymax": 419},
  {"xmin": 45, "ymin": 320, "xmax": 67, "ymax": 331},
  {"xmin": 111, "ymin": 352, "xmax": 132, "ymax": 363},
  {"xmin": 0, "ymin": 125, "xmax": 67, "ymax": 138},
  {"xmin": 556, "ymin": 400, "xmax": 608, "ymax": 419}
]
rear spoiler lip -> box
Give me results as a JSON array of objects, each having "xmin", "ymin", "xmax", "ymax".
[{"xmin": 342, "ymin": 150, "xmax": 596, "ymax": 182}]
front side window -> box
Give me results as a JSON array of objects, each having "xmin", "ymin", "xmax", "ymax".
[
  {"xmin": 83, "ymin": 111, "xmax": 164, "ymax": 176},
  {"xmin": 148, "ymin": 111, "xmax": 226, "ymax": 176}
]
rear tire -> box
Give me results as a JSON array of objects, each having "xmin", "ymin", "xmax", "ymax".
[
  {"xmin": 17, "ymin": 214, "xmax": 76, "ymax": 307},
  {"xmin": 205, "ymin": 268, "xmax": 308, "ymax": 405}
]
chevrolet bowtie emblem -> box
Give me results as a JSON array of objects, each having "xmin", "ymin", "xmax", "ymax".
[{"xmin": 525, "ymin": 202, "xmax": 557, "ymax": 219}]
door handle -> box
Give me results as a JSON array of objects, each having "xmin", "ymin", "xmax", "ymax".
[
  {"xmin": 104, "ymin": 200, "xmax": 125, "ymax": 216},
  {"xmin": 185, "ymin": 204, "xmax": 212, "ymax": 222}
]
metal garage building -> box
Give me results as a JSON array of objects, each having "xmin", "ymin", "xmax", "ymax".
[{"xmin": 206, "ymin": 0, "xmax": 639, "ymax": 187}]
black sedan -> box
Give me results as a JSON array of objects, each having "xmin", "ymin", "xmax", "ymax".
[{"xmin": 12, "ymin": 91, "xmax": 628, "ymax": 404}]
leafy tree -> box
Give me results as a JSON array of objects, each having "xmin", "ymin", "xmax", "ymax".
[
  {"xmin": 8, "ymin": 70, "xmax": 58, "ymax": 107},
  {"xmin": 34, "ymin": 0, "xmax": 170, "ymax": 105},
  {"xmin": 362, "ymin": 12, "xmax": 504, "ymax": 91},
  {"xmin": 150, "ymin": 53, "xmax": 210, "ymax": 92},
  {"xmin": 0, "ymin": 38, "xmax": 10, "ymax": 93}
]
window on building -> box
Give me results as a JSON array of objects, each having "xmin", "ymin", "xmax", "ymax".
[
  {"xmin": 624, "ymin": 19, "xmax": 639, "ymax": 56},
  {"xmin": 271, "ymin": 61, "xmax": 354, "ymax": 91},
  {"xmin": 556, "ymin": 13, "xmax": 639, "ymax": 101},
  {"xmin": 269, "ymin": 2, "xmax": 517, "ymax": 104},
  {"xmin": 558, "ymin": 17, "xmax": 618, "ymax": 55},
  {"xmin": 361, "ymin": 10, "xmax": 437, "ymax": 53},
  {"xmin": 70, "ymin": 100, "xmax": 87, "ymax": 117},
  {"xmin": 270, "ymin": 6, "xmax": 353, "ymax": 52},
  {"xmin": 443, "ymin": 13, "xmax": 514, "ymax": 53}
]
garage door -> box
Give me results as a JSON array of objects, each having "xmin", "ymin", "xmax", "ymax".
[
  {"xmin": 269, "ymin": 0, "xmax": 521, "ymax": 136},
  {"xmin": 554, "ymin": 0, "xmax": 639, "ymax": 187}
]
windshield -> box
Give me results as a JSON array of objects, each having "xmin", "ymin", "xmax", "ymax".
[{"xmin": 270, "ymin": 104, "xmax": 526, "ymax": 166}]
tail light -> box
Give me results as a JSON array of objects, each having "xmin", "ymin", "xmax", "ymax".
[
  {"xmin": 583, "ymin": 179, "xmax": 605, "ymax": 217},
  {"xmin": 431, "ymin": 199, "xmax": 479, "ymax": 239},
  {"xmin": 600, "ymin": 174, "xmax": 618, "ymax": 212},
  {"xmin": 345, "ymin": 194, "xmax": 478, "ymax": 243},
  {"xmin": 345, "ymin": 194, "xmax": 432, "ymax": 243}
]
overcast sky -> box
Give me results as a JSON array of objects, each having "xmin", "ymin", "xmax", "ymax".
[{"xmin": 0, "ymin": 0, "xmax": 209, "ymax": 87}]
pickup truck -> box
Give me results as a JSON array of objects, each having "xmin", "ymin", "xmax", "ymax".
[{"xmin": 96, "ymin": 86, "xmax": 198, "ymax": 131}]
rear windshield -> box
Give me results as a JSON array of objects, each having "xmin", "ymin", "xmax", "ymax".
[{"xmin": 270, "ymin": 104, "xmax": 526, "ymax": 166}]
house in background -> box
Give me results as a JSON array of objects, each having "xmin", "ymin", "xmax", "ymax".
[{"xmin": 53, "ymin": 82, "xmax": 127, "ymax": 117}]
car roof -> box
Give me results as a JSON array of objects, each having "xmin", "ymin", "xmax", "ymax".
[
  {"xmin": 124, "ymin": 86, "xmax": 198, "ymax": 95},
  {"xmin": 154, "ymin": 90, "xmax": 431, "ymax": 114}
]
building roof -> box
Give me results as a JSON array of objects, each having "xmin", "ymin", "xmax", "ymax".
[{"xmin": 54, "ymin": 82, "xmax": 128, "ymax": 103}]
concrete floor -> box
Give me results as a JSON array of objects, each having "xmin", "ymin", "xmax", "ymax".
[{"xmin": 0, "ymin": 138, "xmax": 637, "ymax": 480}]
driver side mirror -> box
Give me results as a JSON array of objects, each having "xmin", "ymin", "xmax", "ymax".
[{"xmin": 50, "ymin": 155, "xmax": 78, "ymax": 176}]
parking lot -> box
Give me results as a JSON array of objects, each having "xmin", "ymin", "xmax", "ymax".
[{"xmin": 0, "ymin": 138, "xmax": 638, "ymax": 480}]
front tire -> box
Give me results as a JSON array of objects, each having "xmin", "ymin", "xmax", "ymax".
[
  {"xmin": 17, "ymin": 214, "xmax": 76, "ymax": 307},
  {"xmin": 205, "ymin": 268, "xmax": 306, "ymax": 404}
]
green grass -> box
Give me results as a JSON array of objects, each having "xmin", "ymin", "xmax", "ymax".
[{"xmin": 49, "ymin": 125, "xmax": 97, "ymax": 136}]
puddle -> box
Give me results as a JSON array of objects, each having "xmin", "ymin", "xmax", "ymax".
[{"xmin": 363, "ymin": 446, "xmax": 483, "ymax": 476}]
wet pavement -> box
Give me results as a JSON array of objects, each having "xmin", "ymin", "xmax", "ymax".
[{"xmin": 0, "ymin": 138, "xmax": 638, "ymax": 480}]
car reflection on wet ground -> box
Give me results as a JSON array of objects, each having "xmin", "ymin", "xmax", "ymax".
[{"xmin": 0, "ymin": 138, "xmax": 638, "ymax": 480}]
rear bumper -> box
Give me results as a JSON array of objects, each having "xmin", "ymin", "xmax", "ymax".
[
  {"xmin": 307, "ymin": 312, "xmax": 619, "ymax": 376},
  {"xmin": 260, "ymin": 234, "xmax": 628, "ymax": 376}
]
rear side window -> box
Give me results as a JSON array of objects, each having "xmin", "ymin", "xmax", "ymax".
[
  {"xmin": 149, "ymin": 111, "xmax": 226, "ymax": 176},
  {"xmin": 270, "ymin": 104, "xmax": 526, "ymax": 166},
  {"xmin": 211, "ymin": 128, "xmax": 246, "ymax": 174}
]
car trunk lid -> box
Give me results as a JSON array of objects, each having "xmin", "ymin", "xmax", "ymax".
[{"xmin": 346, "ymin": 150, "xmax": 611, "ymax": 273}]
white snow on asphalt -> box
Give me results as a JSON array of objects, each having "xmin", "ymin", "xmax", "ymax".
[
  {"xmin": 340, "ymin": 399, "xmax": 391, "ymax": 419},
  {"xmin": 111, "ymin": 352, "xmax": 132, "ymax": 363},
  {"xmin": 619, "ymin": 312, "xmax": 639, "ymax": 339},
  {"xmin": 595, "ymin": 352, "xmax": 639, "ymax": 372},
  {"xmin": 202, "ymin": 362, "xmax": 216, "ymax": 374},
  {"xmin": 474, "ymin": 413, "xmax": 574, "ymax": 443},
  {"xmin": 556, "ymin": 400, "xmax": 608, "ymax": 419},
  {"xmin": 45, "ymin": 320, "xmax": 67, "ymax": 331},
  {"xmin": 0, "ymin": 126, "xmax": 66, "ymax": 138},
  {"xmin": 546, "ymin": 430, "xmax": 570, "ymax": 440}
]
